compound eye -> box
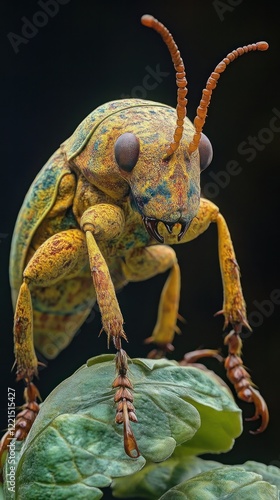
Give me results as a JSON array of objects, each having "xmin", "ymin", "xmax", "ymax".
[
  {"xmin": 114, "ymin": 132, "xmax": 140, "ymax": 172},
  {"xmin": 198, "ymin": 133, "xmax": 213, "ymax": 171}
]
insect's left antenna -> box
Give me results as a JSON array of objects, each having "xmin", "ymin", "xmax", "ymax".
[
  {"xmin": 141, "ymin": 14, "xmax": 188, "ymax": 159},
  {"xmin": 188, "ymin": 41, "xmax": 269, "ymax": 155}
]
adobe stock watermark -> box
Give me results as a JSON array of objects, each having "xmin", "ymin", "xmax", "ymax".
[
  {"xmin": 6, "ymin": 387, "xmax": 16, "ymax": 493},
  {"xmin": 241, "ymin": 288, "xmax": 280, "ymax": 339},
  {"xmin": 7, "ymin": 0, "xmax": 71, "ymax": 55},
  {"xmin": 120, "ymin": 65, "xmax": 170, "ymax": 99},
  {"xmin": 203, "ymin": 108, "xmax": 280, "ymax": 199},
  {"xmin": 212, "ymin": 0, "xmax": 244, "ymax": 22}
]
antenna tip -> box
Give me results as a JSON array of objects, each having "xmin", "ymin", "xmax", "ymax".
[
  {"xmin": 141, "ymin": 14, "xmax": 155, "ymax": 28},
  {"xmin": 257, "ymin": 41, "xmax": 269, "ymax": 51}
]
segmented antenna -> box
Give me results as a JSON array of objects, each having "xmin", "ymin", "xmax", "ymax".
[
  {"xmin": 141, "ymin": 14, "xmax": 188, "ymax": 159},
  {"xmin": 188, "ymin": 41, "xmax": 269, "ymax": 154}
]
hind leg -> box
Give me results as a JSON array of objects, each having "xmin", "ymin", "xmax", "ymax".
[{"xmin": 122, "ymin": 245, "xmax": 180, "ymax": 355}]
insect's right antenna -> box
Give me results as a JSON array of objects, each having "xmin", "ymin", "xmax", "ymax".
[{"xmin": 188, "ymin": 41, "xmax": 269, "ymax": 155}]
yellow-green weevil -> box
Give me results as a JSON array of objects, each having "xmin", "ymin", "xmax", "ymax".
[{"xmin": 1, "ymin": 14, "xmax": 269, "ymax": 460}]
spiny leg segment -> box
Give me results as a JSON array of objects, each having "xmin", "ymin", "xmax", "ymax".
[
  {"xmin": 224, "ymin": 328, "xmax": 269, "ymax": 434},
  {"xmin": 81, "ymin": 206, "xmax": 140, "ymax": 458},
  {"xmin": 113, "ymin": 341, "xmax": 139, "ymax": 458}
]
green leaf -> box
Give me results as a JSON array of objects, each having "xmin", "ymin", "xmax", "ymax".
[
  {"xmin": 112, "ymin": 449, "xmax": 221, "ymax": 499},
  {"xmin": 112, "ymin": 451, "xmax": 280, "ymax": 499},
  {"xmin": 159, "ymin": 466, "xmax": 278, "ymax": 499},
  {"xmin": 7, "ymin": 356, "xmax": 242, "ymax": 498},
  {"xmin": 238, "ymin": 461, "xmax": 280, "ymax": 492},
  {"xmin": 174, "ymin": 365, "xmax": 242, "ymax": 455}
]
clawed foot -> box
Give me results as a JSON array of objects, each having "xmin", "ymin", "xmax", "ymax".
[
  {"xmin": 180, "ymin": 348, "xmax": 223, "ymax": 365},
  {"xmin": 175, "ymin": 329, "xmax": 269, "ymax": 435},
  {"xmin": 146, "ymin": 340, "xmax": 175, "ymax": 359},
  {"xmin": 215, "ymin": 308, "xmax": 251, "ymax": 334},
  {"xmin": 245, "ymin": 387, "xmax": 269, "ymax": 434},
  {"xmin": 224, "ymin": 328, "xmax": 269, "ymax": 434}
]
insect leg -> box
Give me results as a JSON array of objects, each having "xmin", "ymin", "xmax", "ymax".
[
  {"xmin": 11, "ymin": 228, "xmax": 88, "ymax": 449},
  {"xmin": 177, "ymin": 197, "xmax": 249, "ymax": 330},
  {"xmin": 224, "ymin": 329, "xmax": 269, "ymax": 433},
  {"xmin": 145, "ymin": 262, "xmax": 181, "ymax": 357},
  {"xmin": 80, "ymin": 205, "xmax": 126, "ymax": 346},
  {"xmin": 14, "ymin": 229, "xmax": 88, "ymax": 382},
  {"xmin": 13, "ymin": 280, "xmax": 38, "ymax": 383},
  {"xmin": 122, "ymin": 245, "xmax": 180, "ymax": 356},
  {"xmin": 176, "ymin": 197, "xmax": 268, "ymax": 432},
  {"xmin": 80, "ymin": 205, "xmax": 139, "ymax": 457},
  {"xmin": 113, "ymin": 345, "xmax": 140, "ymax": 458}
]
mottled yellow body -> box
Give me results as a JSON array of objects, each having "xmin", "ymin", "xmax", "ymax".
[{"xmin": 10, "ymin": 99, "xmax": 248, "ymax": 373}]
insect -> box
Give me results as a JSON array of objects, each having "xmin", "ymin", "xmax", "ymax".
[{"xmin": 1, "ymin": 14, "xmax": 269, "ymax": 462}]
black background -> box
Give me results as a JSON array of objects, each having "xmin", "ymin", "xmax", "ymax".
[{"xmin": 1, "ymin": 1, "xmax": 280, "ymax": 498}]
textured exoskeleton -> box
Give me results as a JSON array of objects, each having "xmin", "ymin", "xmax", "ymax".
[{"xmin": 2, "ymin": 14, "xmax": 269, "ymax": 460}]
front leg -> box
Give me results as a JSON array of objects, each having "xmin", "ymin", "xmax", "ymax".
[
  {"xmin": 170, "ymin": 198, "xmax": 248, "ymax": 333},
  {"xmin": 80, "ymin": 205, "xmax": 140, "ymax": 458},
  {"xmin": 80, "ymin": 205, "xmax": 126, "ymax": 345},
  {"xmin": 215, "ymin": 211, "xmax": 250, "ymax": 332},
  {"xmin": 176, "ymin": 197, "xmax": 268, "ymax": 432}
]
